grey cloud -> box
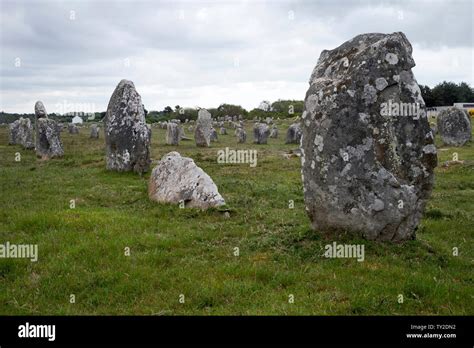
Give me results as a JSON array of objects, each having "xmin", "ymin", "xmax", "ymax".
[{"xmin": 0, "ymin": 0, "xmax": 472, "ymax": 113}]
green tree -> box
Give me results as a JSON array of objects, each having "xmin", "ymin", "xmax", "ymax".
[
  {"xmin": 215, "ymin": 104, "xmax": 248, "ymax": 118},
  {"xmin": 271, "ymin": 99, "xmax": 304, "ymax": 118},
  {"xmin": 419, "ymin": 85, "xmax": 435, "ymax": 107}
]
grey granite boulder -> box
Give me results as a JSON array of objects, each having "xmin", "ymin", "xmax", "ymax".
[
  {"xmin": 34, "ymin": 101, "xmax": 47, "ymax": 119},
  {"xmin": 269, "ymin": 125, "xmax": 279, "ymax": 138},
  {"xmin": 148, "ymin": 152, "xmax": 225, "ymax": 209},
  {"xmin": 36, "ymin": 118, "xmax": 64, "ymax": 159},
  {"xmin": 179, "ymin": 125, "xmax": 187, "ymax": 140},
  {"xmin": 166, "ymin": 122, "xmax": 180, "ymax": 145},
  {"xmin": 8, "ymin": 119, "xmax": 21, "ymax": 145},
  {"xmin": 253, "ymin": 123, "xmax": 270, "ymax": 144},
  {"xmin": 9, "ymin": 117, "xmax": 34, "ymax": 149},
  {"xmin": 104, "ymin": 79, "xmax": 151, "ymax": 174},
  {"xmin": 236, "ymin": 127, "xmax": 247, "ymax": 143},
  {"xmin": 34, "ymin": 102, "xmax": 64, "ymax": 159},
  {"xmin": 210, "ymin": 127, "xmax": 218, "ymax": 142},
  {"xmin": 17, "ymin": 118, "xmax": 35, "ymax": 149},
  {"xmin": 301, "ymin": 32, "xmax": 437, "ymax": 241},
  {"xmin": 437, "ymin": 107, "xmax": 471, "ymax": 146},
  {"xmin": 285, "ymin": 123, "xmax": 302, "ymax": 144},
  {"xmin": 68, "ymin": 123, "xmax": 79, "ymax": 134},
  {"xmin": 195, "ymin": 109, "xmax": 212, "ymax": 147},
  {"xmin": 90, "ymin": 124, "xmax": 100, "ymax": 139}
]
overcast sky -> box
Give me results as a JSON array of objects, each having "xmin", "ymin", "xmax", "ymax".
[{"xmin": 0, "ymin": 0, "xmax": 473, "ymax": 114}]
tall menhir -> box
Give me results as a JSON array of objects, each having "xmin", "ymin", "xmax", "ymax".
[
  {"xmin": 104, "ymin": 79, "xmax": 151, "ymax": 174},
  {"xmin": 300, "ymin": 32, "xmax": 437, "ymax": 241}
]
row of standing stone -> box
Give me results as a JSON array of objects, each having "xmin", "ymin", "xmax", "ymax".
[
  {"xmin": 8, "ymin": 101, "xmax": 66, "ymax": 159},
  {"xmin": 6, "ymin": 32, "xmax": 472, "ymax": 243},
  {"xmin": 8, "ymin": 92, "xmax": 301, "ymax": 165},
  {"xmin": 102, "ymin": 80, "xmax": 306, "ymax": 174},
  {"xmin": 163, "ymin": 111, "xmax": 302, "ymax": 146},
  {"xmin": 8, "ymin": 104, "xmax": 101, "ymax": 159}
]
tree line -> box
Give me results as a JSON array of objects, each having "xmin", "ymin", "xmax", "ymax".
[
  {"xmin": 419, "ymin": 81, "xmax": 473, "ymax": 107},
  {"xmin": 1, "ymin": 82, "xmax": 472, "ymax": 124}
]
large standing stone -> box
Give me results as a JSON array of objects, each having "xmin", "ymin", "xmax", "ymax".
[
  {"xmin": 195, "ymin": 109, "xmax": 212, "ymax": 147},
  {"xmin": 286, "ymin": 123, "xmax": 302, "ymax": 144},
  {"xmin": 104, "ymin": 79, "xmax": 151, "ymax": 174},
  {"xmin": 166, "ymin": 122, "xmax": 180, "ymax": 145},
  {"xmin": 253, "ymin": 123, "xmax": 270, "ymax": 144},
  {"xmin": 90, "ymin": 124, "xmax": 100, "ymax": 139},
  {"xmin": 148, "ymin": 152, "xmax": 226, "ymax": 209},
  {"xmin": 301, "ymin": 32, "xmax": 437, "ymax": 241},
  {"xmin": 34, "ymin": 101, "xmax": 64, "ymax": 159},
  {"xmin": 437, "ymin": 107, "xmax": 472, "ymax": 146},
  {"xmin": 36, "ymin": 119, "xmax": 64, "ymax": 159}
]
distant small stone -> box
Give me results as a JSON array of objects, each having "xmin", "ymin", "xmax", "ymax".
[
  {"xmin": 195, "ymin": 109, "xmax": 212, "ymax": 147},
  {"xmin": 166, "ymin": 122, "xmax": 180, "ymax": 145},
  {"xmin": 236, "ymin": 128, "xmax": 247, "ymax": 143},
  {"xmin": 269, "ymin": 125, "xmax": 278, "ymax": 138},
  {"xmin": 286, "ymin": 123, "xmax": 302, "ymax": 144},
  {"xmin": 210, "ymin": 128, "xmax": 218, "ymax": 142},
  {"xmin": 437, "ymin": 107, "xmax": 472, "ymax": 146},
  {"xmin": 253, "ymin": 123, "xmax": 270, "ymax": 144},
  {"xmin": 90, "ymin": 124, "xmax": 100, "ymax": 139},
  {"xmin": 68, "ymin": 123, "xmax": 79, "ymax": 134}
]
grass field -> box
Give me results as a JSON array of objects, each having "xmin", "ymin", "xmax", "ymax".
[{"xmin": 0, "ymin": 121, "xmax": 472, "ymax": 315}]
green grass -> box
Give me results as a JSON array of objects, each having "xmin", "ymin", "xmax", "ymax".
[{"xmin": 0, "ymin": 122, "xmax": 472, "ymax": 315}]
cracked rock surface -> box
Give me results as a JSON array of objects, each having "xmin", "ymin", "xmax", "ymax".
[{"xmin": 301, "ymin": 32, "xmax": 437, "ymax": 241}]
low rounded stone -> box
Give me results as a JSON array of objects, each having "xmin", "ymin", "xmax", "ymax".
[
  {"xmin": 437, "ymin": 107, "xmax": 471, "ymax": 146},
  {"xmin": 148, "ymin": 152, "xmax": 225, "ymax": 209}
]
